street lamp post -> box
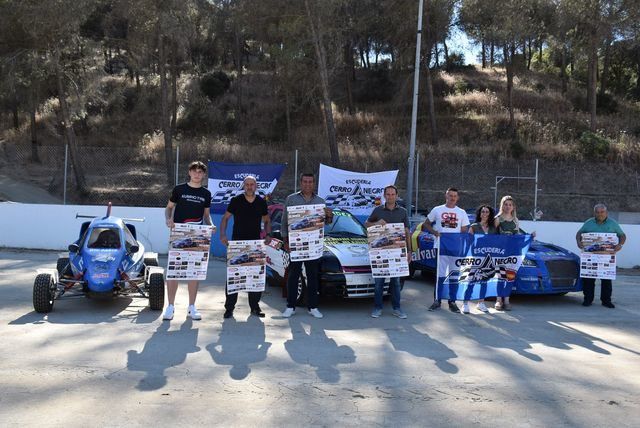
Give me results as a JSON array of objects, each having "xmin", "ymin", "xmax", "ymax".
[{"xmin": 406, "ymin": 0, "xmax": 424, "ymax": 213}]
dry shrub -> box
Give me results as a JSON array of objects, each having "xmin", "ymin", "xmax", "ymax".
[
  {"xmin": 444, "ymin": 89, "xmax": 501, "ymax": 114},
  {"xmin": 334, "ymin": 109, "xmax": 379, "ymax": 136}
]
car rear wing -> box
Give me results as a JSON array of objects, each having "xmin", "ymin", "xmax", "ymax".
[{"xmin": 76, "ymin": 202, "xmax": 145, "ymax": 222}]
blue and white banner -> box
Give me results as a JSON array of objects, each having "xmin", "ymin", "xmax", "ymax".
[
  {"xmin": 318, "ymin": 164, "xmax": 399, "ymax": 216},
  {"xmin": 207, "ymin": 162, "xmax": 286, "ymax": 214},
  {"xmin": 436, "ymin": 233, "xmax": 532, "ymax": 300}
]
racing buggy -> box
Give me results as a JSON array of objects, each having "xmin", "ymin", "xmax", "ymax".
[{"xmin": 32, "ymin": 204, "xmax": 165, "ymax": 313}]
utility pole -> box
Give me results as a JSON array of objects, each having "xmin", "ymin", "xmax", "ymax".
[{"xmin": 406, "ymin": 0, "xmax": 424, "ymax": 212}]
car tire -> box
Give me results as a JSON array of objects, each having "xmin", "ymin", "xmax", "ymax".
[
  {"xmin": 33, "ymin": 273, "xmax": 55, "ymax": 313},
  {"xmin": 148, "ymin": 272, "xmax": 165, "ymax": 311},
  {"xmin": 408, "ymin": 263, "xmax": 416, "ymax": 279},
  {"xmin": 56, "ymin": 257, "xmax": 71, "ymax": 277},
  {"xmin": 144, "ymin": 256, "xmax": 159, "ymax": 267}
]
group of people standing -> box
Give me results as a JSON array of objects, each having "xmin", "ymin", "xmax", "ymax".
[
  {"xmin": 423, "ymin": 187, "xmax": 533, "ymax": 314},
  {"xmin": 161, "ymin": 161, "xmax": 626, "ymax": 322}
]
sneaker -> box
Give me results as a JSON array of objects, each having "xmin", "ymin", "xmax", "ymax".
[
  {"xmin": 582, "ymin": 301, "xmax": 592, "ymax": 307},
  {"xmin": 371, "ymin": 308, "xmax": 382, "ymax": 318},
  {"xmin": 448, "ymin": 301, "xmax": 460, "ymax": 313},
  {"xmin": 188, "ymin": 305, "xmax": 202, "ymax": 320},
  {"xmin": 251, "ymin": 309, "xmax": 266, "ymax": 317},
  {"xmin": 495, "ymin": 301, "xmax": 504, "ymax": 311},
  {"xmin": 428, "ymin": 301, "xmax": 441, "ymax": 311},
  {"xmin": 462, "ymin": 303, "xmax": 470, "ymax": 314},
  {"xmin": 392, "ymin": 309, "xmax": 407, "ymax": 319},
  {"xmin": 602, "ymin": 302, "xmax": 615, "ymax": 308},
  {"xmin": 223, "ymin": 310, "xmax": 234, "ymax": 319},
  {"xmin": 282, "ymin": 307, "xmax": 296, "ymax": 318},
  {"xmin": 308, "ymin": 308, "xmax": 324, "ymax": 318},
  {"xmin": 162, "ymin": 304, "xmax": 174, "ymax": 320},
  {"xmin": 477, "ymin": 302, "xmax": 489, "ymax": 313}
]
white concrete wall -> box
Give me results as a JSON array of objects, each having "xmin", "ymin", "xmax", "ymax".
[
  {"xmin": 520, "ymin": 220, "xmax": 639, "ymax": 269},
  {"xmin": 0, "ymin": 202, "xmax": 170, "ymax": 254},
  {"xmin": 1, "ymin": 202, "xmax": 638, "ymax": 267}
]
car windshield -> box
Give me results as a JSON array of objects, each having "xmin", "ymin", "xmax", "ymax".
[
  {"xmin": 324, "ymin": 211, "xmax": 367, "ymax": 237},
  {"xmin": 87, "ymin": 227, "xmax": 121, "ymax": 249}
]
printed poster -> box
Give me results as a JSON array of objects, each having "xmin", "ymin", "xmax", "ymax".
[
  {"xmin": 226, "ymin": 240, "xmax": 267, "ymax": 294},
  {"xmin": 367, "ymin": 223, "xmax": 409, "ymax": 278},
  {"xmin": 167, "ymin": 224, "xmax": 213, "ymax": 280},
  {"xmin": 287, "ymin": 204, "xmax": 325, "ymax": 262},
  {"xmin": 580, "ymin": 232, "xmax": 618, "ymax": 280}
]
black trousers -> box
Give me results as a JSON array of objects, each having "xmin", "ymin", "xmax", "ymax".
[
  {"xmin": 582, "ymin": 278, "xmax": 613, "ymax": 304},
  {"xmin": 225, "ymin": 287, "xmax": 262, "ymax": 312},
  {"xmin": 286, "ymin": 259, "xmax": 320, "ymax": 309}
]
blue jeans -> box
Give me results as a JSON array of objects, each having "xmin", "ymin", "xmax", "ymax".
[{"xmin": 374, "ymin": 277, "xmax": 401, "ymax": 310}]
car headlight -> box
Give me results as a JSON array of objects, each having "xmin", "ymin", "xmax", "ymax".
[
  {"xmin": 522, "ymin": 258, "xmax": 537, "ymax": 267},
  {"xmin": 321, "ymin": 253, "xmax": 342, "ymax": 273}
]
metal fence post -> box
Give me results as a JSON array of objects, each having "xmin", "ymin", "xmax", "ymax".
[
  {"xmin": 63, "ymin": 143, "xmax": 68, "ymax": 205},
  {"xmin": 415, "ymin": 151, "xmax": 419, "ymax": 216},
  {"xmin": 294, "ymin": 149, "xmax": 298, "ymax": 193},
  {"xmin": 533, "ymin": 158, "xmax": 539, "ymax": 221},
  {"xmin": 175, "ymin": 143, "xmax": 180, "ymax": 186}
]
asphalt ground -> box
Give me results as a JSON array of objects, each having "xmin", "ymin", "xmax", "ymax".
[{"xmin": 1, "ymin": 250, "xmax": 639, "ymax": 427}]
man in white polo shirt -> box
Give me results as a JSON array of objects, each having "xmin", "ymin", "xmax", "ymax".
[{"xmin": 422, "ymin": 187, "xmax": 469, "ymax": 313}]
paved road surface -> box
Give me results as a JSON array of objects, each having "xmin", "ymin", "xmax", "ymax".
[{"xmin": 1, "ymin": 250, "xmax": 639, "ymax": 427}]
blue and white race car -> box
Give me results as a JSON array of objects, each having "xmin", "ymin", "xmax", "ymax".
[
  {"xmin": 409, "ymin": 220, "xmax": 583, "ymax": 295},
  {"xmin": 32, "ymin": 204, "xmax": 165, "ymax": 313}
]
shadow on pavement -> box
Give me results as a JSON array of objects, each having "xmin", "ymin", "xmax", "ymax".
[
  {"xmin": 127, "ymin": 319, "xmax": 200, "ymax": 391},
  {"xmin": 206, "ymin": 315, "xmax": 271, "ymax": 380},
  {"xmin": 9, "ymin": 297, "xmax": 160, "ymax": 325},
  {"xmin": 386, "ymin": 324, "xmax": 459, "ymax": 373},
  {"xmin": 284, "ymin": 318, "xmax": 356, "ymax": 383}
]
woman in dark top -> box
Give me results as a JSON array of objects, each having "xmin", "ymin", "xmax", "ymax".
[{"xmin": 466, "ymin": 204, "xmax": 497, "ymax": 313}]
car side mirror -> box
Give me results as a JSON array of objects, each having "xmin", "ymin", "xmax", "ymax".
[
  {"xmin": 129, "ymin": 245, "xmax": 139, "ymax": 254},
  {"xmin": 271, "ymin": 230, "xmax": 282, "ymax": 240},
  {"xmin": 68, "ymin": 243, "xmax": 80, "ymax": 253}
]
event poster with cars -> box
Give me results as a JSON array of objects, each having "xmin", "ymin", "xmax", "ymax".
[
  {"xmin": 367, "ymin": 223, "xmax": 409, "ymax": 278},
  {"xmin": 287, "ymin": 204, "xmax": 325, "ymax": 262},
  {"xmin": 167, "ymin": 224, "xmax": 213, "ymax": 280},
  {"xmin": 226, "ymin": 240, "xmax": 267, "ymax": 294},
  {"xmin": 580, "ymin": 232, "xmax": 618, "ymax": 280}
]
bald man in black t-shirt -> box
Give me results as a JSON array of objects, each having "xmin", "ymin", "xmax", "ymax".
[{"xmin": 219, "ymin": 176, "xmax": 271, "ymax": 318}]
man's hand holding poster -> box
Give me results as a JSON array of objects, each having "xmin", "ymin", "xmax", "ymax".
[
  {"xmin": 226, "ymin": 240, "xmax": 267, "ymax": 294},
  {"xmin": 367, "ymin": 223, "xmax": 409, "ymax": 278},
  {"xmin": 287, "ymin": 204, "xmax": 325, "ymax": 262},
  {"xmin": 580, "ymin": 232, "xmax": 618, "ymax": 280},
  {"xmin": 167, "ymin": 224, "xmax": 213, "ymax": 280}
]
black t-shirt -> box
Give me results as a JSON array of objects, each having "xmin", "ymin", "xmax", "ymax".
[
  {"xmin": 170, "ymin": 183, "xmax": 212, "ymax": 224},
  {"xmin": 227, "ymin": 194, "xmax": 268, "ymax": 240}
]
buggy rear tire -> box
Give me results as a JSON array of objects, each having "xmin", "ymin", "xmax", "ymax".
[
  {"xmin": 148, "ymin": 272, "xmax": 165, "ymax": 310},
  {"xmin": 33, "ymin": 273, "xmax": 55, "ymax": 313},
  {"xmin": 56, "ymin": 257, "xmax": 71, "ymax": 276},
  {"xmin": 144, "ymin": 256, "xmax": 159, "ymax": 267}
]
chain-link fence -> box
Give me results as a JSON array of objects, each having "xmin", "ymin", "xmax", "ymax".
[{"xmin": 2, "ymin": 140, "xmax": 639, "ymax": 222}]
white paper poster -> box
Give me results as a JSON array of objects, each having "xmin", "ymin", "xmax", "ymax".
[
  {"xmin": 287, "ymin": 204, "xmax": 325, "ymax": 262},
  {"xmin": 367, "ymin": 223, "xmax": 409, "ymax": 278},
  {"xmin": 318, "ymin": 164, "xmax": 399, "ymax": 216},
  {"xmin": 580, "ymin": 232, "xmax": 618, "ymax": 280},
  {"xmin": 226, "ymin": 240, "xmax": 267, "ymax": 294},
  {"xmin": 167, "ymin": 224, "xmax": 213, "ymax": 280}
]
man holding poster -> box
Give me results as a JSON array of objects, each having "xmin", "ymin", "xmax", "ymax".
[
  {"xmin": 164, "ymin": 161, "xmax": 215, "ymax": 321},
  {"xmin": 281, "ymin": 173, "xmax": 333, "ymax": 319},
  {"xmin": 576, "ymin": 204, "xmax": 626, "ymax": 308},
  {"xmin": 365, "ymin": 185, "xmax": 411, "ymax": 319},
  {"xmin": 220, "ymin": 176, "xmax": 271, "ymax": 318}
]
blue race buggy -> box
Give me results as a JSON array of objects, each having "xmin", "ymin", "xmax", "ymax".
[{"xmin": 33, "ymin": 204, "xmax": 165, "ymax": 313}]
